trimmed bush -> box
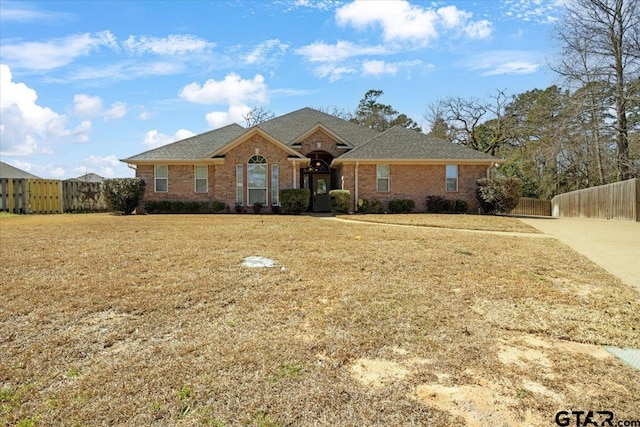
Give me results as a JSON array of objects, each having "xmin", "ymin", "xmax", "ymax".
[
  {"xmin": 358, "ymin": 198, "xmax": 384, "ymax": 214},
  {"xmin": 387, "ymin": 198, "xmax": 415, "ymax": 214},
  {"xmin": 476, "ymin": 177, "xmax": 522, "ymax": 214},
  {"xmin": 454, "ymin": 199, "xmax": 468, "ymax": 213},
  {"xmin": 329, "ymin": 190, "xmax": 350, "ymax": 214},
  {"xmin": 357, "ymin": 198, "xmax": 370, "ymax": 213},
  {"xmin": 102, "ymin": 178, "xmax": 146, "ymax": 215},
  {"xmin": 143, "ymin": 200, "xmax": 223, "ymax": 214},
  {"xmin": 426, "ymin": 196, "xmax": 447, "ymax": 213},
  {"xmin": 280, "ymin": 189, "xmax": 310, "ymax": 214},
  {"xmin": 212, "ymin": 201, "xmax": 226, "ymax": 213},
  {"xmin": 253, "ymin": 202, "xmax": 264, "ymax": 214}
]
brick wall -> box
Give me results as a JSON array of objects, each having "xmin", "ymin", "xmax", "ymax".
[
  {"xmin": 138, "ymin": 135, "xmax": 298, "ymax": 210},
  {"xmin": 339, "ymin": 163, "xmax": 488, "ymax": 212}
]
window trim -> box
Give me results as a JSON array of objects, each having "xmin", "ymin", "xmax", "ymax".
[
  {"xmin": 271, "ymin": 164, "xmax": 279, "ymax": 206},
  {"xmin": 235, "ymin": 164, "xmax": 243, "ymax": 205},
  {"xmin": 194, "ymin": 165, "xmax": 208, "ymax": 193},
  {"xmin": 376, "ymin": 164, "xmax": 390, "ymax": 192},
  {"xmin": 247, "ymin": 155, "xmax": 268, "ymax": 206},
  {"xmin": 155, "ymin": 164, "xmax": 168, "ymax": 193},
  {"xmin": 446, "ymin": 164, "xmax": 458, "ymax": 192}
]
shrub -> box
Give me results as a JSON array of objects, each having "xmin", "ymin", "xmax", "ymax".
[
  {"xmin": 212, "ymin": 201, "xmax": 226, "ymax": 213},
  {"xmin": 102, "ymin": 178, "xmax": 146, "ymax": 215},
  {"xmin": 476, "ymin": 177, "xmax": 522, "ymax": 214},
  {"xmin": 253, "ymin": 202, "xmax": 264, "ymax": 214},
  {"xmin": 357, "ymin": 198, "xmax": 370, "ymax": 213},
  {"xmin": 329, "ymin": 190, "xmax": 350, "ymax": 214},
  {"xmin": 387, "ymin": 198, "xmax": 415, "ymax": 214},
  {"xmin": 184, "ymin": 201, "xmax": 202, "ymax": 213},
  {"xmin": 171, "ymin": 201, "xmax": 185, "ymax": 213},
  {"xmin": 370, "ymin": 199, "xmax": 384, "ymax": 214},
  {"xmin": 144, "ymin": 200, "xmax": 157, "ymax": 213},
  {"xmin": 280, "ymin": 189, "xmax": 310, "ymax": 214},
  {"xmin": 454, "ymin": 199, "xmax": 468, "ymax": 213},
  {"xmin": 426, "ymin": 196, "xmax": 447, "ymax": 213}
]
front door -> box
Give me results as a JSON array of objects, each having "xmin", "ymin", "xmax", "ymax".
[{"xmin": 312, "ymin": 174, "xmax": 330, "ymax": 212}]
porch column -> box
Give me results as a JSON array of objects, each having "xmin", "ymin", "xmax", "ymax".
[
  {"xmin": 293, "ymin": 160, "xmax": 297, "ymax": 189},
  {"xmin": 355, "ymin": 161, "xmax": 359, "ymax": 212}
]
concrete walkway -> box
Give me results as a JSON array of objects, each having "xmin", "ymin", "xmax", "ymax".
[{"xmin": 516, "ymin": 217, "xmax": 640, "ymax": 290}]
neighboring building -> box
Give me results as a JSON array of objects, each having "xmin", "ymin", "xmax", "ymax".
[
  {"xmin": 65, "ymin": 172, "xmax": 105, "ymax": 183},
  {"xmin": 121, "ymin": 108, "xmax": 502, "ymax": 213},
  {"xmin": 0, "ymin": 161, "xmax": 41, "ymax": 179}
]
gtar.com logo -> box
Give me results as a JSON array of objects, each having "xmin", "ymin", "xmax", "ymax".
[{"xmin": 555, "ymin": 411, "xmax": 615, "ymax": 427}]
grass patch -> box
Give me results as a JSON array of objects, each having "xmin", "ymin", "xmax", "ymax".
[
  {"xmin": 1, "ymin": 213, "xmax": 638, "ymax": 425},
  {"xmin": 337, "ymin": 213, "xmax": 541, "ymax": 233}
]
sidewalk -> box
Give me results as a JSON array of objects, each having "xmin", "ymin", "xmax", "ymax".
[{"xmin": 516, "ymin": 217, "xmax": 640, "ymax": 290}]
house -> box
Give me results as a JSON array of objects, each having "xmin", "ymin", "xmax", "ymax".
[
  {"xmin": 0, "ymin": 161, "xmax": 41, "ymax": 179},
  {"xmin": 121, "ymin": 108, "xmax": 502, "ymax": 213}
]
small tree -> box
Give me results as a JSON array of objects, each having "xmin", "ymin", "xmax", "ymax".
[
  {"xmin": 476, "ymin": 177, "xmax": 521, "ymax": 214},
  {"xmin": 280, "ymin": 189, "xmax": 310, "ymax": 214},
  {"xmin": 329, "ymin": 190, "xmax": 350, "ymax": 213},
  {"xmin": 102, "ymin": 178, "xmax": 146, "ymax": 215}
]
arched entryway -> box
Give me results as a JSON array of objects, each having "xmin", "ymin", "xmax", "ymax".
[{"xmin": 302, "ymin": 151, "xmax": 334, "ymax": 212}]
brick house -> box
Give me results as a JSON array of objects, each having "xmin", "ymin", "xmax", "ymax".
[{"xmin": 121, "ymin": 108, "xmax": 502, "ymax": 213}]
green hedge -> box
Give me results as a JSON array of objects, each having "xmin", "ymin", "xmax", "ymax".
[
  {"xmin": 144, "ymin": 200, "xmax": 226, "ymax": 214},
  {"xmin": 387, "ymin": 198, "xmax": 415, "ymax": 214},
  {"xmin": 280, "ymin": 189, "xmax": 310, "ymax": 214},
  {"xmin": 102, "ymin": 178, "xmax": 146, "ymax": 215},
  {"xmin": 357, "ymin": 198, "xmax": 384, "ymax": 214},
  {"xmin": 329, "ymin": 190, "xmax": 350, "ymax": 213},
  {"xmin": 426, "ymin": 196, "xmax": 468, "ymax": 213}
]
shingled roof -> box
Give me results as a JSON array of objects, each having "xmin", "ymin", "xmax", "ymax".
[
  {"xmin": 256, "ymin": 107, "xmax": 379, "ymax": 146},
  {"xmin": 122, "ymin": 123, "xmax": 246, "ymax": 162},
  {"xmin": 337, "ymin": 126, "xmax": 499, "ymax": 162},
  {"xmin": 121, "ymin": 108, "xmax": 501, "ymax": 164},
  {"xmin": 0, "ymin": 161, "xmax": 41, "ymax": 179}
]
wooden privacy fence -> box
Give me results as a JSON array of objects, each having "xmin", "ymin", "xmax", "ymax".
[
  {"xmin": 0, "ymin": 179, "xmax": 63, "ymax": 214},
  {"xmin": 510, "ymin": 197, "xmax": 551, "ymax": 216},
  {"xmin": 551, "ymin": 178, "xmax": 639, "ymax": 222},
  {"xmin": 62, "ymin": 181, "xmax": 107, "ymax": 212}
]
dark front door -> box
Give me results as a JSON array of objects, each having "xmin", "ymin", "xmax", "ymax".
[{"xmin": 312, "ymin": 174, "xmax": 330, "ymax": 212}]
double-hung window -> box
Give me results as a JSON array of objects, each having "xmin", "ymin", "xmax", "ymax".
[
  {"xmin": 377, "ymin": 165, "xmax": 390, "ymax": 192},
  {"xmin": 155, "ymin": 165, "xmax": 168, "ymax": 192},
  {"xmin": 271, "ymin": 164, "xmax": 279, "ymax": 206},
  {"xmin": 194, "ymin": 165, "xmax": 208, "ymax": 193},
  {"xmin": 446, "ymin": 165, "xmax": 458, "ymax": 192},
  {"xmin": 247, "ymin": 155, "xmax": 267, "ymax": 206},
  {"xmin": 236, "ymin": 165, "xmax": 243, "ymax": 205}
]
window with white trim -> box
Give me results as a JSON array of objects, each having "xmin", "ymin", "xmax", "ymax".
[
  {"xmin": 446, "ymin": 165, "xmax": 458, "ymax": 192},
  {"xmin": 235, "ymin": 165, "xmax": 243, "ymax": 205},
  {"xmin": 271, "ymin": 164, "xmax": 279, "ymax": 206},
  {"xmin": 194, "ymin": 165, "xmax": 208, "ymax": 193},
  {"xmin": 155, "ymin": 165, "xmax": 168, "ymax": 192},
  {"xmin": 247, "ymin": 155, "xmax": 267, "ymax": 206},
  {"xmin": 377, "ymin": 164, "xmax": 389, "ymax": 192}
]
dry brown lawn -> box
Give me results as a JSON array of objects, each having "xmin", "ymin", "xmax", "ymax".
[
  {"xmin": 1, "ymin": 213, "xmax": 638, "ymax": 426},
  {"xmin": 335, "ymin": 213, "xmax": 541, "ymax": 233}
]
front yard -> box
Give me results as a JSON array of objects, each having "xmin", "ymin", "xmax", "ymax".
[{"xmin": 1, "ymin": 213, "xmax": 638, "ymax": 426}]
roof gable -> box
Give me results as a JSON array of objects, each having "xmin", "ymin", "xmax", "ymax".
[
  {"xmin": 209, "ymin": 127, "xmax": 307, "ymax": 159},
  {"xmin": 336, "ymin": 126, "xmax": 500, "ymax": 163}
]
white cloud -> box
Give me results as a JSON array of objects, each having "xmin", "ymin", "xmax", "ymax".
[
  {"xmin": 289, "ymin": 0, "xmax": 341, "ymax": 11},
  {"xmin": 179, "ymin": 73, "xmax": 268, "ymax": 106},
  {"xmin": 295, "ymin": 40, "xmax": 388, "ymax": 62},
  {"xmin": 362, "ymin": 60, "xmax": 398, "ymax": 76},
  {"xmin": 205, "ymin": 105, "xmax": 252, "ymax": 129},
  {"xmin": 314, "ymin": 64, "xmax": 357, "ymax": 82},
  {"xmin": 0, "ymin": 64, "xmax": 90, "ymax": 156},
  {"xmin": 143, "ymin": 129, "xmax": 196, "ymax": 149},
  {"xmin": 73, "ymin": 94, "xmax": 103, "ymax": 118},
  {"xmin": 461, "ymin": 51, "xmax": 542, "ymax": 76},
  {"xmin": 502, "ymin": 0, "xmax": 565, "ymax": 24},
  {"xmin": 104, "ymin": 102, "xmax": 127, "ymax": 121},
  {"xmin": 1, "ymin": 31, "xmax": 118, "ymax": 70},
  {"xmin": 243, "ymin": 39, "xmax": 289, "ymax": 65},
  {"xmin": 123, "ymin": 35, "xmax": 215, "ymax": 55},
  {"xmin": 335, "ymin": 1, "xmax": 492, "ymax": 45},
  {"xmin": 0, "ymin": 4, "xmax": 72, "ymax": 22}
]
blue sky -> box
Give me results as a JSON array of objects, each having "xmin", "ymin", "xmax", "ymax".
[{"xmin": 1, "ymin": 0, "xmax": 565, "ymax": 179}]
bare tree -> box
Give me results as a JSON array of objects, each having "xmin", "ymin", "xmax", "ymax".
[
  {"xmin": 552, "ymin": 0, "xmax": 640, "ymax": 180},
  {"xmin": 243, "ymin": 106, "xmax": 275, "ymax": 127}
]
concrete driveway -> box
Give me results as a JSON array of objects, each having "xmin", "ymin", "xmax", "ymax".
[{"xmin": 516, "ymin": 217, "xmax": 640, "ymax": 290}]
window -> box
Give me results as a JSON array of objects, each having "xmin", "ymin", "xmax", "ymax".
[
  {"xmin": 446, "ymin": 165, "xmax": 458, "ymax": 192},
  {"xmin": 377, "ymin": 164, "xmax": 389, "ymax": 192},
  {"xmin": 236, "ymin": 165, "xmax": 243, "ymax": 205},
  {"xmin": 247, "ymin": 155, "xmax": 267, "ymax": 206},
  {"xmin": 194, "ymin": 165, "xmax": 208, "ymax": 193},
  {"xmin": 271, "ymin": 164, "xmax": 279, "ymax": 206},
  {"xmin": 155, "ymin": 165, "xmax": 168, "ymax": 192}
]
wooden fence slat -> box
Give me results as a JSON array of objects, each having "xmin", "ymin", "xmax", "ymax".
[
  {"xmin": 510, "ymin": 197, "xmax": 551, "ymax": 216},
  {"xmin": 551, "ymin": 178, "xmax": 638, "ymax": 222}
]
